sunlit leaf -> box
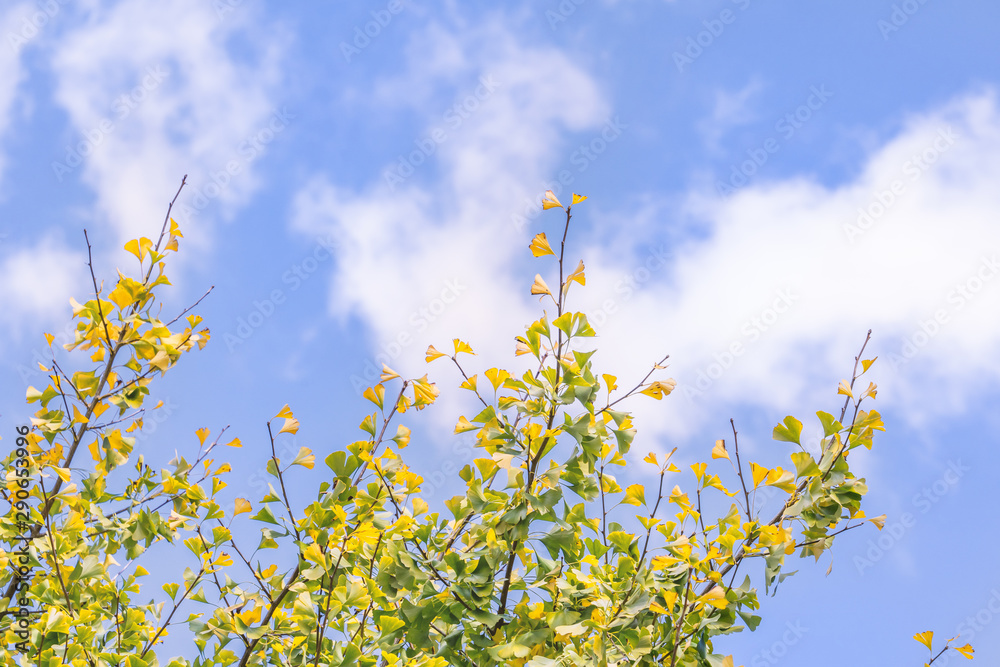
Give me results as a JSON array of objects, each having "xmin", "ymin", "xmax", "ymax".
[
  {"xmin": 622, "ymin": 484, "xmax": 646, "ymax": 506},
  {"xmin": 712, "ymin": 439, "xmax": 729, "ymax": 461},
  {"xmin": 531, "ymin": 274, "xmax": 552, "ymax": 298},
  {"xmin": 542, "ymin": 189, "xmax": 563, "ymax": 210},
  {"xmin": 454, "ymin": 416, "xmax": 477, "ymax": 434},
  {"xmin": 640, "ymin": 379, "xmax": 677, "ymax": 400},
  {"xmin": 453, "ymin": 338, "xmax": 475, "ymax": 355},
  {"xmin": 529, "ymin": 233, "xmax": 555, "ymax": 257},
  {"xmin": 954, "ymin": 644, "xmax": 974, "ymax": 659},
  {"xmin": 772, "ymin": 415, "xmax": 803, "ymax": 445},
  {"xmin": 425, "ymin": 345, "xmax": 447, "ymax": 362},
  {"xmin": 278, "ymin": 416, "xmax": 300, "ymax": 435}
]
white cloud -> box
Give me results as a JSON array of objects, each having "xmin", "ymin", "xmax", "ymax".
[
  {"xmin": 48, "ymin": 0, "xmax": 288, "ymax": 249},
  {"xmin": 698, "ymin": 77, "xmax": 764, "ymax": 152},
  {"xmin": 0, "ymin": 238, "xmax": 84, "ymax": 339},
  {"xmin": 579, "ymin": 89, "xmax": 1000, "ymax": 441},
  {"xmin": 295, "ymin": 12, "xmax": 1000, "ymax": 450},
  {"xmin": 0, "ymin": 2, "xmax": 33, "ymax": 190},
  {"xmin": 291, "ymin": 15, "xmax": 611, "ymax": 416}
]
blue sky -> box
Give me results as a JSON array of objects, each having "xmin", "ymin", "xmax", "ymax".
[{"xmin": 1, "ymin": 0, "xmax": 999, "ymax": 663}]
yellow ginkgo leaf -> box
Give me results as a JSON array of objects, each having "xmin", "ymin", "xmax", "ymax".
[
  {"xmin": 380, "ymin": 364, "xmax": 400, "ymax": 382},
  {"xmin": 43, "ymin": 332, "xmax": 54, "ymax": 346},
  {"xmin": 278, "ymin": 417, "xmax": 300, "ymax": 435},
  {"xmin": 640, "ymin": 379, "xmax": 677, "ymax": 400},
  {"xmin": 529, "ymin": 233, "xmax": 555, "ymax": 257},
  {"xmin": 234, "ymin": 498, "xmax": 252, "ymax": 516},
  {"xmin": 837, "ymin": 380, "xmax": 854, "ymax": 399},
  {"xmin": 913, "ymin": 631, "xmax": 934, "ymax": 651},
  {"xmin": 622, "ymin": 484, "xmax": 646, "ymax": 506},
  {"xmin": 363, "ymin": 384, "xmax": 385, "ymax": 409},
  {"xmin": 291, "ymin": 447, "xmax": 314, "ymax": 469},
  {"xmin": 566, "ymin": 260, "xmax": 586, "ymax": 287},
  {"xmin": 712, "ymin": 440, "xmax": 731, "ymax": 461},
  {"xmin": 869, "ymin": 514, "xmax": 886, "ymax": 530},
  {"xmin": 571, "ymin": 193, "xmax": 587, "ymax": 205},
  {"xmin": 124, "ymin": 236, "xmax": 153, "ymax": 262},
  {"xmin": 953, "ymin": 644, "xmax": 974, "ymax": 659},
  {"xmin": 124, "ymin": 239, "xmax": 142, "ymax": 261},
  {"xmin": 531, "ymin": 274, "xmax": 552, "ymax": 298},
  {"xmin": 412, "ymin": 375, "xmax": 440, "ymax": 407},
  {"xmin": 392, "ymin": 424, "xmax": 411, "ymax": 448},
  {"xmin": 750, "ymin": 462, "xmax": 769, "ymax": 487},
  {"xmin": 603, "ymin": 374, "xmax": 618, "ymax": 392},
  {"xmin": 72, "ymin": 405, "xmax": 89, "ymax": 425},
  {"xmin": 861, "ymin": 381, "xmax": 878, "ymax": 400},
  {"xmin": 643, "ymin": 452, "xmax": 658, "ymax": 466},
  {"xmin": 541, "ymin": 189, "xmax": 563, "ymax": 210},
  {"xmin": 649, "ymin": 600, "xmax": 669, "ymax": 614},
  {"xmin": 454, "ymin": 416, "xmax": 477, "ymax": 434},
  {"xmin": 697, "ymin": 586, "xmax": 728, "ymax": 609},
  {"xmin": 274, "ymin": 404, "xmax": 293, "ymax": 419},
  {"xmin": 485, "ymin": 368, "xmax": 511, "ymax": 391},
  {"xmin": 425, "ymin": 345, "xmax": 447, "ymax": 362},
  {"xmin": 196, "ymin": 428, "xmax": 210, "ymax": 445},
  {"xmin": 453, "ymin": 338, "xmax": 475, "ymax": 355}
]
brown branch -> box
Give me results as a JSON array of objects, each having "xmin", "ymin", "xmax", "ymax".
[
  {"xmin": 237, "ymin": 564, "xmax": 301, "ymax": 667},
  {"xmin": 667, "ymin": 568, "xmax": 694, "ymax": 667},
  {"xmin": 266, "ymin": 421, "xmax": 302, "ymax": 542}
]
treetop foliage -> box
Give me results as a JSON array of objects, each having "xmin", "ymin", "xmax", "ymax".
[{"xmin": 0, "ymin": 181, "xmax": 973, "ymax": 666}]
